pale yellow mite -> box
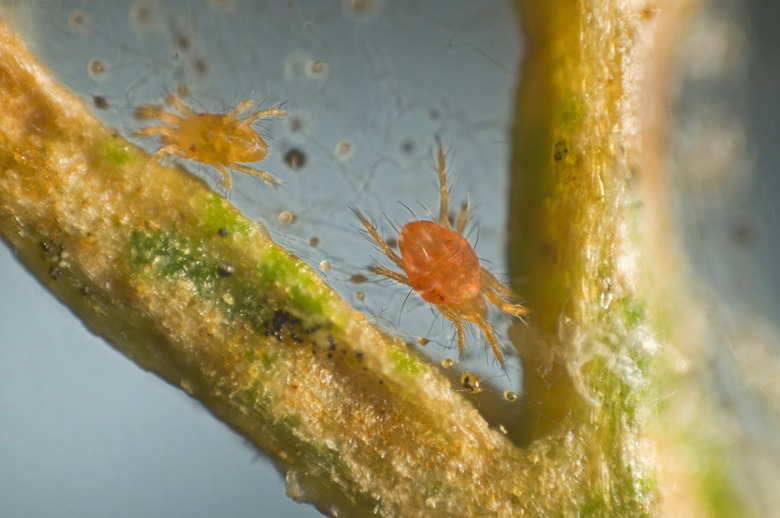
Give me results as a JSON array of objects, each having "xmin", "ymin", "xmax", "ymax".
[{"xmin": 133, "ymin": 94, "xmax": 285, "ymax": 189}]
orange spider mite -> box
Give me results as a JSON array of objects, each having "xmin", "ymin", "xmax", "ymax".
[
  {"xmin": 356, "ymin": 143, "xmax": 527, "ymax": 365},
  {"xmin": 133, "ymin": 94, "xmax": 285, "ymax": 189}
]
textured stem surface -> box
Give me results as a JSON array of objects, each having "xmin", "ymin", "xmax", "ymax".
[{"xmin": 0, "ymin": 1, "xmax": 749, "ymax": 515}]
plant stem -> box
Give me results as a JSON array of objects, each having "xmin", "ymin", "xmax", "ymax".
[{"xmin": 0, "ymin": 1, "xmax": 750, "ymax": 515}]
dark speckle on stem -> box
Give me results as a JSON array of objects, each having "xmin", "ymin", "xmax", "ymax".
[{"xmin": 217, "ymin": 262, "xmax": 234, "ymax": 278}]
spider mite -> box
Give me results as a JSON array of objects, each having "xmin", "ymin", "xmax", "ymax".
[
  {"xmin": 356, "ymin": 143, "xmax": 527, "ymax": 365},
  {"xmin": 133, "ymin": 94, "xmax": 285, "ymax": 189}
]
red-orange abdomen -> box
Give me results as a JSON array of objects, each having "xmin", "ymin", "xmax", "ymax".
[{"xmin": 399, "ymin": 220, "xmax": 480, "ymax": 306}]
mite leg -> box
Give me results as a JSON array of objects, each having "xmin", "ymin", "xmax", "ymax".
[
  {"xmin": 435, "ymin": 142, "xmax": 452, "ymax": 229},
  {"xmin": 472, "ymin": 313, "xmax": 505, "ymax": 366},
  {"xmin": 368, "ymin": 265, "xmax": 410, "ymax": 286},
  {"xmin": 354, "ymin": 212, "xmax": 406, "ymax": 270},
  {"xmin": 439, "ymin": 306, "xmax": 467, "ymax": 359},
  {"xmin": 244, "ymin": 108, "xmax": 286, "ymax": 125},
  {"xmin": 213, "ymin": 164, "xmax": 234, "ymax": 190},
  {"xmin": 166, "ymin": 94, "xmax": 196, "ymax": 118},
  {"xmin": 140, "ymin": 144, "xmax": 183, "ymax": 166},
  {"xmin": 132, "ymin": 125, "xmax": 175, "ymax": 138},
  {"xmin": 229, "ymin": 99, "xmax": 254, "ymax": 117},
  {"xmin": 455, "ymin": 196, "xmax": 470, "ymax": 235},
  {"xmin": 480, "ymin": 268, "xmax": 525, "ymax": 303},
  {"xmin": 231, "ymin": 163, "xmax": 281, "ymax": 188},
  {"xmin": 133, "ymin": 105, "xmax": 183, "ymax": 125},
  {"xmin": 483, "ymin": 287, "xmax": 528, "ymax": 318},
  {"xmin": 137, "ymin": 143, "xmax": 182, "ymax": 168}
]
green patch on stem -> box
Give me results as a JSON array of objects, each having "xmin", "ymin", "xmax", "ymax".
[
  {"xmin": 245, "ymin": 381, "xmax": 270, "ymax": 411},
  {"xmin": 577, "ymin": 482, "xmax": 653, "ymax": 518},
  {"xmin": 390, "ymin": 348, "xmax": 424, "ymax": 378},
  {"xmin": 558, "ymin": 94, "xmax": 583, "ymax": 129},
  {"xmin": 222, "ymin": 282, "xmax": 276, "ymax": 334},
  {"xmin": 314, "ymin": 442, "xmax": 349, "ymax": 475},
  {"xmin": 128, "ymin": 229, "xmax": 215, "ymax": 295},
  {"xmin": 128, "ymin": 229, "xmax": 279, "ymax": 335},
  {"xmin": 629, "ymin": 348, "xmax": 652, "ymax": 378},
  {"xmin": 344, "ymin": 350, "xmax": 364, "ymax": 371},
  {"xmin": 577, "ymin": 491, "xmax": 606, "ymax": 516},
  {"xmin": 197, "ymin": 193, "xmax": 254, "ymax": 239},
  {"xmin": 102, "ymin": 135, "xmax": 131, "ymax": 166},
  {"xmin": 575, "ymin": 354, "xmax": 659, "ymax": 515},
  {"xmin": 282, "ymin": 413, "xmax": 303, "ymax": 429},
  {"xmin": 260, "ymin": 352, "xmax": 278, "ymax": 371},
  {"xmin": 258, "ymin": 246, "xmax": 348, "ymax": 329},
  {"xmin": 637, "ymin": 475, "xmax": 659, "ymax": 505},
  {"xmin": 621, "ymin": 297, "xmax": 646, "ymax": 328}
]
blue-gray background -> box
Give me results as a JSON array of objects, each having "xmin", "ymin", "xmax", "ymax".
[{"xmin": 1, "ymin": 1, "xmax": 777, "ymax": 517}]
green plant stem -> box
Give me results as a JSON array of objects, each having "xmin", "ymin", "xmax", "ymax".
[{"xmin": 508, "ymin": 1, "xmax": 751, "ymax": 516}]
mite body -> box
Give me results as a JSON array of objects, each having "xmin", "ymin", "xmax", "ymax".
[
  {"xmin": 357, "ymin": 143, "xmax": 526, "ymax": 365},
  {"xmin": 133, "ymin": 94, "xmax": 285, "ymax": 189},
  {"xmin": 399, "ymin": 220, "xmax": 481, "ymax": 306}
]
